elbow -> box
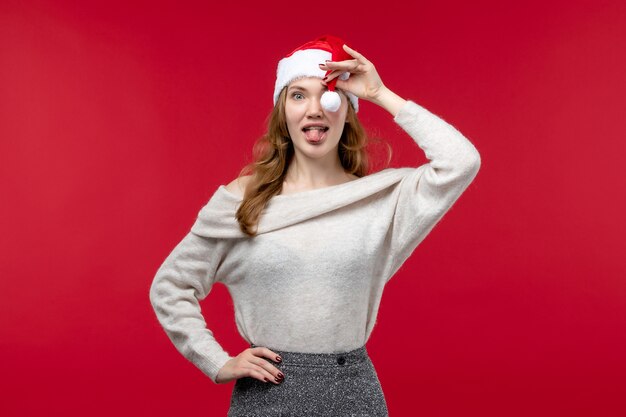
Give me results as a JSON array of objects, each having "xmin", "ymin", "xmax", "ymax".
[
  {"xmin": 149, "ymin": 274, "xmax": 172, "ymax": 323},
  {"xmin": 443, "ymin": 148, "xmax": 480, "ymax": 187},
  {"xmin": 460, "ymin": 146, "xmax": 481, "ymax": 179},
  {"xmin": 149, "ymin": 281, "xmax": 158, "ymax": 312},
  {"xmin": 442, "ymin": 139, "xmax": 482, "ymax": 180},
  {"xmin": 469, "ymin": 148, "xmax": 481, "ymax": 175},
  {"xmin": 149, "ymin": 273, "xmax": 164, "ymax": 311}
]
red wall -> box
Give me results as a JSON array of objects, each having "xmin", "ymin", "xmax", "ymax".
[{"xmin": 1, "ymin": 0, "xmax": 625, "ymax": 416}]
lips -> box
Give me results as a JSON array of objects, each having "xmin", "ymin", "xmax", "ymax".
[
  {"xmin": 302, "ymin": 123, "xmax": 329, "ymax": 130},
  {"xmin": 302, "ymin": 126, "xmax": 328, "ymax": 143}
]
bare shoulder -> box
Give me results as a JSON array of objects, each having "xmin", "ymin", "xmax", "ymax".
[{"xmin": 224, "ymin": 175, "xmax": 252, "ymax": 198}]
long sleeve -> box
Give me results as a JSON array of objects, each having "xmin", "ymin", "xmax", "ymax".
[
  {"xmin": 383, "ymin": 100, "xmax": 481, "ymax": 281},
  {"xmin": 149, "ymin": 230, "xmax": 234, "ymax": 383}
]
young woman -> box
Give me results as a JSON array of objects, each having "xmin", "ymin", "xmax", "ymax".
[{"xmin": 149, "ymin": 34, "xmax": 481, "ymax": 416}]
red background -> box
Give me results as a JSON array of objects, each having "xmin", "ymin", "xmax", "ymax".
[{"xmin": 1, "ymin": 0, "xmax": 625, "ymax": 416}]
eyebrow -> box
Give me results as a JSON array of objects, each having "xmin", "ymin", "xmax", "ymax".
[{"xmin": 288, "ymin": 84, "xmax": 328, "ymax": 93}]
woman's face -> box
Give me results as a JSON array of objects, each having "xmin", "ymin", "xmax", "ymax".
[{"xmin": 284, "ymin": 77, "xmax": 348, "ymax": 162}]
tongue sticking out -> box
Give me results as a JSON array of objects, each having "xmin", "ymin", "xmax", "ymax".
[{"xmin": 304, "ymin": 129, "xmax": 326, "ymax": 142}]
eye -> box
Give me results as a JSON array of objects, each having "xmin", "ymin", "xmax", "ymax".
[{"xmin": 291, "ymin": 92, "xmax": 304, "ymax": 100}]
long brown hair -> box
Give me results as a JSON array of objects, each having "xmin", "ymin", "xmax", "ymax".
[{"xmin": 234, "ymin": 87, "xmax": 392, "ymax": 237}]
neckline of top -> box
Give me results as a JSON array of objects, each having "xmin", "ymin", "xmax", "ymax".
[{"xmin": 216, "ymin": 170, "xmax": 390, "ymax": 201}]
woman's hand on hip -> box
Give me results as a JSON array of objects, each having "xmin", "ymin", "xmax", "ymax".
[{"xmin": 215, "ymin": 346, "xmax": 285, "ymax": 385}]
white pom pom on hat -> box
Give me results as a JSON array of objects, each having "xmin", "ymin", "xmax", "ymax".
[{"xmin": 273, "ymin": 35, "xmax": 358, "ymax": 113}]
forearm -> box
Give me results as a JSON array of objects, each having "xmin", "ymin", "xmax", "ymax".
[
  {"xmin": 149, "ymin": 232, "xmax": 234, "ymax": 383},
  {"xmin": 393, "ymin": 100, "xmax": 481, "ymax": 175},
  {"xmin": 383, "ymin": 101, "xmax": 481, "ymax": 281}
]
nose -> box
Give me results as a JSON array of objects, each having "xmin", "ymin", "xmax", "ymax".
[{"xmin": 306, "ymin": 97, "xmax": 323, "ymax": 118}]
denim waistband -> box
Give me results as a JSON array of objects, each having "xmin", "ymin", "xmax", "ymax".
[{"xmin": 250, "ymin": 343, "xmax": 369, "ymax": 368}]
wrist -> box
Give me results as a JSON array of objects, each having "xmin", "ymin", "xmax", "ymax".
[
  {"xmin": 369, "ymin": 85, "xmax": 390, "ymax": 104},
  {"xmin": 370, "ymin": 86, "xmax": 407, "ymax": 117}
]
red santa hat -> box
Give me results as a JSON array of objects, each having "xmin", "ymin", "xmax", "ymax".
[{"xmin": 273, "ymin": 35, "xmax": 359, "ymax": 113}]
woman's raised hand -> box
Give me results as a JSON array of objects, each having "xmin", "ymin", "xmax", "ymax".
[
  {"xmin": 319, "ymin": 44, "xmax": 387, "ymax": 103},
  {"xmin": 215, "ymin": 346, "xmax": 285, "ymax": 385}
]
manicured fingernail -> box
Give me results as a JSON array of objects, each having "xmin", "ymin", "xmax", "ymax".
[
  {"xmin": 276, "ymin": 356, "xmax": 282, "ymax": 362},
  {"xmin": 264, "ymin": 377, "xmax": 270, "ymax": 383},
  {"xmin": 277, "ymin": 372, "xmax": 284, "ymax": 379}
]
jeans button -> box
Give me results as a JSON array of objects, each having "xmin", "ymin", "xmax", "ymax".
[{"xmin": 337, "ymin": 356, "xmax": 346, "ymax": 365}]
